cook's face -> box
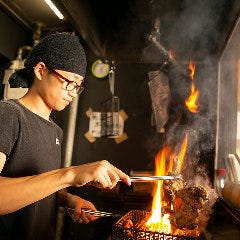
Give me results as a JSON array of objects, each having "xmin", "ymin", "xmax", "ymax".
[{"xmin": 40, "ymin": 66, "xmax": 84, "ymax": 111}]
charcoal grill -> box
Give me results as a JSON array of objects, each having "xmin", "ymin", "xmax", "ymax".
[{"xmin": 112, "ymin": 210, "xmax": 202, "ymax": 240}]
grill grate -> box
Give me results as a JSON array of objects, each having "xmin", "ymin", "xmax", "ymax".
[{"xmin": 112, "ymin": 210, "xmax": 200, "ymax": 240}]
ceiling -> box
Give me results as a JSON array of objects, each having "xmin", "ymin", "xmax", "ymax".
[{"xmin": 0, "ymin": 0, "xmax": 240, "ymax": 64}]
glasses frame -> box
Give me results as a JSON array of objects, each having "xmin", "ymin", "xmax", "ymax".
[{"xmin": 48, "ymin": 67, "xmax": 84, "ymax": 95}]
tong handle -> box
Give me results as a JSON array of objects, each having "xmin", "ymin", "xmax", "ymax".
[{"xmin": 65, "ymin": 207, "xmax": 122, "ymax": 218}]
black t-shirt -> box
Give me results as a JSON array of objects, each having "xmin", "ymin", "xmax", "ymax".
[{"xmin": 0, "ymin": 99, "xmax": 63, "ymax": 240}]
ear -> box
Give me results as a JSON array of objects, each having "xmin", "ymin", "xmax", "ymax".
[{"xmin": 33, "ymin": 62, "xmax": 47, "ymax": 80}]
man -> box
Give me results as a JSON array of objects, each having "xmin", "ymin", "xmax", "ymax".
[{"xmin": 0, "ymin": 32, "xmax": 131, "ymax": 239}]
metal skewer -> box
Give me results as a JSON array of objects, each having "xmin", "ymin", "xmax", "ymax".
[
  {"xmin": 65, "ymin": 207, "xmax": 122, "ymax": 218},
  {"xmin": 128, "ymin": 175, "xmax": 181, "ymax": 181}
]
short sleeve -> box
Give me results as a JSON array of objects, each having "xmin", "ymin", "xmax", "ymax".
[{"xmin": 0, "ymin": 102, "xmax": 19, "ymax": 157}]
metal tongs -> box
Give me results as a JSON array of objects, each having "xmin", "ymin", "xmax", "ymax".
[
  {"xmin": 129, "ymin": 175, "xmax": 181, "ymax": 181},
  {"xmin": 66, "ymin": 207, "xmax": 122, "ymax": 218}
]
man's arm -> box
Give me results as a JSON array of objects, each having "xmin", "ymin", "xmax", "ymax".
[
  {"xmin": 0, "ymin": 152, "xmax": 70, "ymax": 214},
  {"xmin": 58, "ymin": 191, "xmax": 98, "ymax": 223},
  {"xmin": 0, "ymin": 156, "xmax": 131, "ymax": 215},
  {"xmin": 0, "ymin": 152, "xmax": 6, "ymax": 173}
]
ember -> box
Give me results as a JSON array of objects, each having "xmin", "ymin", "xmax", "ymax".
[
  {"xmin": 112, "ymin": 210, "xmax": 201, "ymax": 240},
  {"xmin": 112, "ymin": 135, "xmax": 208, "ymax": 240}
]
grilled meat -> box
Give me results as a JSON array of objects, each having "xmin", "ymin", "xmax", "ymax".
[{"xmin": 171, "ymin": 186, "xmax": 208, "ymax": 229}]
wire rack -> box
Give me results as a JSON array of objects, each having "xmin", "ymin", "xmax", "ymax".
[{"xmin": 112, "ymin": 210, "xmax": 201, "ymax": 240}]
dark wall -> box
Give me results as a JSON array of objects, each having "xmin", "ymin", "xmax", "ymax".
[
  {"xmin": 0, "ymin": 6, "xmax": 31, "ymax": 60},
  {"xmin": 71, "ymin": 62, "xmax": 157, "ymax": 173},
  {"xmin": 0, "ymin": 6, "xmax": 31, "ymax": 100}
]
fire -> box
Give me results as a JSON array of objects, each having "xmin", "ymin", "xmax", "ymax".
[
  {"xmin": 176, "ymin": 132, "xmax": 188, "ymax": 173},
  {"xmin": 146, "ymin": 134, "xmax": 188, "ymax": 234},
  {"xmin": 169, "ymin": 50, "xmax": 174, "ymax": 60},
  {"xmin": 188, "ymin": 60, "xmax": 196, "ymax": 80},
  {"xmin": 185, "ymin": 61, "xmax": 200, "ymax": 113},
  {"xmin": 146, "ymin": 146, "xmax": 172, "ymax": 233}
]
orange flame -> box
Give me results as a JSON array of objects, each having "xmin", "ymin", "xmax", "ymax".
[
  {"xmin": 166, "ymin": 153, "xmax": 175, "ymax": 174},
  {"xmin": 146, "ymin": 146, "xmax": 172, "ymax": 233},
  {"xmin": 146, "ymin": 134, "xmax": 188, "ymax": 233},
  {"xmin": 176, "ymin": 132, "xmax": 188, "ymax": 173},
  {"xmin": 169, "ymin": 50, "xmax": 174, "ymax": 60},
  {"xmin": 188, "ymin": 61, "xmax": 196, "ymax": 81},
  {"xmin": 185, "ymin": 61, "xmax": 199, "ymax": 113}
]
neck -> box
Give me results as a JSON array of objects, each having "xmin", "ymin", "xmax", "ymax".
[{"xmin": 19, "ymin": 91, "xmax": 52, "ymax": 121}]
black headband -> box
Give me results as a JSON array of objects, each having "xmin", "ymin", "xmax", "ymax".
[{"xmin": 9, "ymin": 32, "xmax": 87, "ymax": 88}]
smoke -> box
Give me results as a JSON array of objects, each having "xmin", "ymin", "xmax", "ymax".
[
  {"xmin": 158, "ymin": 0, "xmax": 228, "ymax": 151},
  {"xmin": 143, "ymin": 0, "xmax": 233, "ymax": 233},
  {"xmin": 163, "ymin": 0, "xmax": 228, "ymax": 58}
]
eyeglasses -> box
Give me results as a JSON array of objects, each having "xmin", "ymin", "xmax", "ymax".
[{"xmin": 49, "ymin": 68, "xmax": 84, "ymax": 95}]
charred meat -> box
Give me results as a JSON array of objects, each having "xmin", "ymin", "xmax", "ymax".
[{"xmin": 171, "ymin": 186, "xmax": 208, "ymax": 229}]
